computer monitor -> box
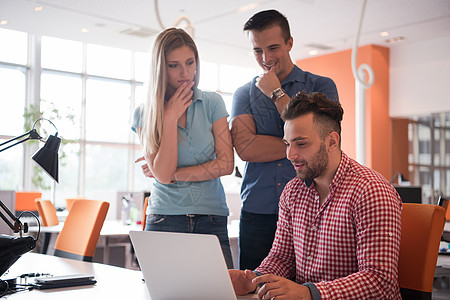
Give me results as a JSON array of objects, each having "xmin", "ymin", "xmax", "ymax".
[{"xmin": 394, "ymin": 185, "xmax": 422, "ymax": 204}]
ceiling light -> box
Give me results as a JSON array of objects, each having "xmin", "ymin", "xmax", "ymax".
[
  {"xmin": 81, "ymin": 28, "xmax": 90, "ymax": 33},
  {"xmin": 385, "ymin": 36, "xmax": 405, "ymax": 43},
  {"xmin": 308, "ymin": 49, "xmax": 319, "ymax": 56},
  {"xmin": 34, "ymin": 6, "xmax": 43, "ymax": 12},
  {"xmin": 0, "ymin": 20, "xmax": 8, "ymax": 25},
  {"xmin": 380, "ymin": 31, "xmax": 389, "ymax": 37},
  {"xmin": 304, "ymin": 43, "xmax": 333, "ymax": 50}
]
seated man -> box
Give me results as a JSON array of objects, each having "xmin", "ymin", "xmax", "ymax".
[{"xmin": 229, "ymin": 92, "xmax": 402, "ymax": 299}]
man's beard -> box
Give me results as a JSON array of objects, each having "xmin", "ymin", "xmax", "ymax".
[{"xmin": 295, "ymin": 142, "xmax": 328, "ymax": 181}]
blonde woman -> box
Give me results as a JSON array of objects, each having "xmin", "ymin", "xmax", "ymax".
[{"xmin": 132, "ymin": 28, "xmax": 234, "ymax": 268}]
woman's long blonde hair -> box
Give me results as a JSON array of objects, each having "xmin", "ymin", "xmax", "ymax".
[{"xmin": 141, "ymin": 28, "xmax": 200, "ymax": 157}]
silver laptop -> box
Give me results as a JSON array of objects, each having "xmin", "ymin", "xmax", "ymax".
[{"xmin": 129, "ymin": 230, "xmax": 256, "ymax": 300}]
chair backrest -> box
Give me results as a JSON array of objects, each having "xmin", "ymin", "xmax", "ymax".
[
  {"xmin": 398, "ymin": 203, "xmax": 445, "ymax": 299},
  {"xmin": 34, "ymin": 198, "xmax": 59, "ymax": 226},
  {"xmin": 54, "ymin": 199, "xmax": 109, "ymax": 262},
  {"xmin": 65, "ymin": 198, "xmax": 86, "ymax": 212},
  {"xmin": 142, "ymin": 196, "xmax": 149, "ymax": 230},
  {"xmin": 15, "ymin": 192, "xmax": 41, "ymax": 212}
]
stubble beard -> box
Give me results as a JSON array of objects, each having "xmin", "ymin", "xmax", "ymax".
[{"xmin": 296, "ymin": 142, "xmax": 328, "ymax": 181}]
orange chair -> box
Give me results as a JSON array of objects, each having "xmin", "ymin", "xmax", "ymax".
[
  {"xmin": 398, "ymin": 203, "xmax": 445, "ymax": 299},
  {"xmin": 34, "ymin": 199, "xmax": 59, "ymax": 227},
  {"xmin": 141, "ymin": 196, "xmax": 149, "ymax": 230},
  {"xmin": 440, "ymin": 197, "xmax": 450, "ymax": 222},
  {"xmin": 65, "ymin": 198, "xmax": 86, "ymax": 212},
  {"xmin": 54, "ymin": 199, "xmax": 109, "ymax": 262},
  {"xmin": 15, "ymin": 192, "xmax": 41, "ymax": 212},
  {"xmin": 35, "ymin": 198, "xmax": 59, "ymax": 254}
]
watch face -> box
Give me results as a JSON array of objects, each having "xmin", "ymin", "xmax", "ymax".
[
  {"xmin": 274, "ymin": 89, "xmax": 283, "ymax": 97},
  {"xmin": 272, "ymin": 88, "xmax": 285, "ymax": 101}
]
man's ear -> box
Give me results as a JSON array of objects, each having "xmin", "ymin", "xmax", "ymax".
[
  {"xmin": 327, "ymin": 132, "xmax": 340, "ymax": 152},
  {"xmin": 287, "ymin": 37, "xmax": 293, "ymax": 51}
]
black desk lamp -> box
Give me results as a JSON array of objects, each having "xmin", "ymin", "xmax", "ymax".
[{"xmin": 0, "ymin": 118, "xmax": 60, "ymax": 276}]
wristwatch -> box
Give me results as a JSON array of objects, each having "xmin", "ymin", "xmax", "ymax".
[{"xmin": 271, "ymin": 87, "xmax": 286, "ymax": 102}]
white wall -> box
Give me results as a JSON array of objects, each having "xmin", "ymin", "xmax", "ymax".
[{"xmin": 390, "ymin": 34, "xmax": 450, "ymax": 118}]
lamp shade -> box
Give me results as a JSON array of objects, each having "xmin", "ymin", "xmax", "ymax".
[
  {"xmin": 32, "ymin": 134, "xmax": 61, "ymax": 183},
  {"xmin": 0, "ymin": 235, "xmax": 36, "ymax": 276}
]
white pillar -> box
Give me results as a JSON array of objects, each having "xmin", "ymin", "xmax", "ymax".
[{"xmin": 355, "ymin": 69, "xmax": 366, "ymax": 165}]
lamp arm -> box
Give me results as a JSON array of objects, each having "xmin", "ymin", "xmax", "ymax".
[
  {"xmin": 0, "ymin": 200, "xmax": 24, "ymax": 235},
  {"xmin": 32, "ymin": 118, "xmax": 58, "ymax": 135},
  {"xmin": 0, "ymin": 129, "xmax": 42, "ymax": 153}
]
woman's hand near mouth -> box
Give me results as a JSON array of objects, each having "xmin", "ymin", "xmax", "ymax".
[{"xmin": 165, "ymin": 81, "xmax": 194, "ymax": 121}]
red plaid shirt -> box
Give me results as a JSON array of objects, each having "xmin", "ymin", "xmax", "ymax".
[{"xmin": 256, "ymin": 152, "xmax": 402, "ymax": 299}]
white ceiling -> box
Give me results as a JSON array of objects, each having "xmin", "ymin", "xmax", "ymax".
[{"xmin": 1, "ymin": 0, "xmax": 450, "ymax": 69}]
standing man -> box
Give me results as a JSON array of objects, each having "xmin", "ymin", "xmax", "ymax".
[
  {"xmin": 230, "ymin": 9, "xmax": 339, "ymax": 270},
  {"xmin": 229, "ymin": 92, "xmax": 402, "ymax": 299}
]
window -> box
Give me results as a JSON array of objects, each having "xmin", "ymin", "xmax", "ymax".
[
  {"xmin": 42, "ymin": 36, "xmax": 82, "ymax": 73},
  {"xmin": 87, "ymin": 44, "xmax": 132, "ymax": 80},
  {"xmin": 85, "ymin": 78, "xmax": 131, "ymax": 143},
  {"xmin": 0, "ymin": 28, "xmax": 27, "ymax": 65},
  {"xmin": 0, "ymin": 68, "xmax": 26, "ymax": 136},
  {"xmin": 85, "ymin": 145, "xmax": 128, "ymax": 192},
  {"xmin": 0, "ymin": 29, "xmax": 28, "ymax": 191},
  {"xmin": 408, "ymin": 112, "xmax": 450, "ymax": 203},
  {"xmin": 0, "ymin": 143, "xmax": 23, "ymax": 190},
  {"xmin": 41, "ymin": 72, "xmax": 82, "ymax": 140},
  {"xmin": 135, "ymin": 52, "xmax": 151, "ymax": 83}
]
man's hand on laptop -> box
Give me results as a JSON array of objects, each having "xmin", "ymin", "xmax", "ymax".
[
  {"xmin": 253, "ymin": 274, "xmax": 312, "ymax": 300},
  {"xmin": 228, "ymin": 269, "xmax": 257, "ymax": 295}
]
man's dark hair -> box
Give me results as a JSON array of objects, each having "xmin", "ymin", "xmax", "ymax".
[
  {"xmin": 243, "ymin": 10, "xmax": 291, "ymax": 43},
  {"xmin": 282, "ymin": 91, "xmax": 344, "ymax": 141}
]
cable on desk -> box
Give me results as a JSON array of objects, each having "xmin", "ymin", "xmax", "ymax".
[{"xmin": 0, "ymin": 273, "xmax": 53, "ymax": 297}]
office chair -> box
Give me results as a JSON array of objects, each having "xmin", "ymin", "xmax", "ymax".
[
  {"xmin": 141, "ymin": 196, "xmax": 149, "ymax": 231},
  {"xmin": 15, "ymin": 191, "xmax": 41, "ymax": 214},
  {"xmin": 35, "ymin": 199, "xmax": 59, "ymax": 254},
  {"xmin": 54, "ymin": 199, "xmax": 109, "ymax": 262},
  {"xmin": 398, "ymin": 203, "xmax": 445, "ymax": 300},
  {"xmin": 35, "ymin": 199, "xmax": 59, "ymax": 227},
  {"xmin": 65, "ymin": 198, "xmax": 86, "ymax": 212}
]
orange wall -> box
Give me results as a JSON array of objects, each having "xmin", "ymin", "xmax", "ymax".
[
  {"xmin": 391, "ymin": 118, "xmax": 410, "ymax": 180},
  {"xmin": 296, "ymin": 45, "xmax": 391, "ymax": 180}
]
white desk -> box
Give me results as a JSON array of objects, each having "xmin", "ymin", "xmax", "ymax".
[
  {"xmin": 1, "ymin": 253, "xmax": 148, "ymax": 299},
  {"xmin": 29, "ymin": 220, "xmax": 142, "ymax": 236},
  {"xmin": 2, "ymin": 253, "xmax": 257, "ymax": 299},
  {"xmin": 29, "ymin": 221, "xmax": 142, "ymax": 268}
]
